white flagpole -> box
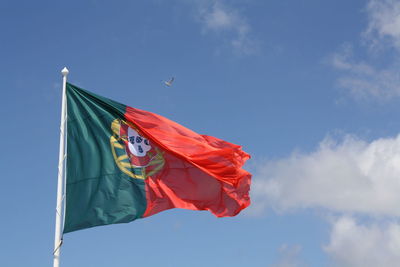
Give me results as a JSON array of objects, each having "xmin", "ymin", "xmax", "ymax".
[{"xmin": 53, "ymin": 67, "xmax": 69, "ymax": 267}]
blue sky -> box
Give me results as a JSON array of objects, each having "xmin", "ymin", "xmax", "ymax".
[{"xmin": 2, "ymin": 0, "xmax": 400, "ymax": 266}]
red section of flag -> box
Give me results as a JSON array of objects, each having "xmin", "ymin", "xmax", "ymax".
[{"xmin": 124, "ymin": 107, "xmax": 251, "ymax": 218}]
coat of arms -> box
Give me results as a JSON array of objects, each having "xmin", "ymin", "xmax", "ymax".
[{"xmin": 110, "ymin": 118, "xmax": 165, "ymax": 179}]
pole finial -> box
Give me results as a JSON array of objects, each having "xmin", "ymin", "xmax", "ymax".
[{"xmin": 61, "ymin": 67, "xmax": 69, "ymax": 76}]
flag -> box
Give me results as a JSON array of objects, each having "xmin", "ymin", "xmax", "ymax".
[{"xmin": 63, "ymin": 83, "xmax": 251, "ymax": 233}]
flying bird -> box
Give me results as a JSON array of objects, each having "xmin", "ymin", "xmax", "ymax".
[{"xmin": 164, "ymin": 77, "xmax": 175, "ymax": 87}]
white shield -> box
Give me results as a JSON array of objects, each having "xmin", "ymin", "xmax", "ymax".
[{"xmin": 127, "ymin": 127, "xmax": 151, "ymax": 157}]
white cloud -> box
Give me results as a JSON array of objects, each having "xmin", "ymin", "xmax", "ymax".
[
  {"xmin": 197, "ymin": 1, "xmax": 257, "ymax": 55},
  {"xmin": 270, "ymin": 244, "xmax": 307, "ymax": 267},
  {"xmin": 202, "ymin": 3, "xmax": 236, "ymax": 30},
  {"xmin": 331, "ymin": 0, "xmax": 400, "ymax": 100},
  {"xmin": 251, "ymin": 132, "xmax": 400, "ymax": 266},
  {"xmin": 253, "ymin": 134, "xmax": 400, "ymax": 217},
  {"xmin": 324, "ymin": 216, "xmax": 400, "ymax": 267},
  {"xmin": 331, "ymin": 45, "xmax": 400, "ymax": 100},
  {"xmin": 364, "ymin": 0, "xmax": 400, "ymax": 50}
]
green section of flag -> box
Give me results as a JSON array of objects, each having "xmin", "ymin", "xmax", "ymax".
[{"xmin": 63, "ymin": 83, "xmax": 147, "ymax": 233}]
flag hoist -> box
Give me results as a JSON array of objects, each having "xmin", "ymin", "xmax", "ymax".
[{"xmin": 53, "ymin": 67, "xmax": 68, "ymax": 267}]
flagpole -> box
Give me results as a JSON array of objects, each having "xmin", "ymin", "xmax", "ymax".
[{"xmin": 53, "ymin": 67, "xmax": 69, "ymax": 267}]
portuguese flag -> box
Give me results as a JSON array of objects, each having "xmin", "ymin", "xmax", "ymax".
[{"xmin": 63, "ymin": 83, "xmax": 251, "ymax": 233}]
